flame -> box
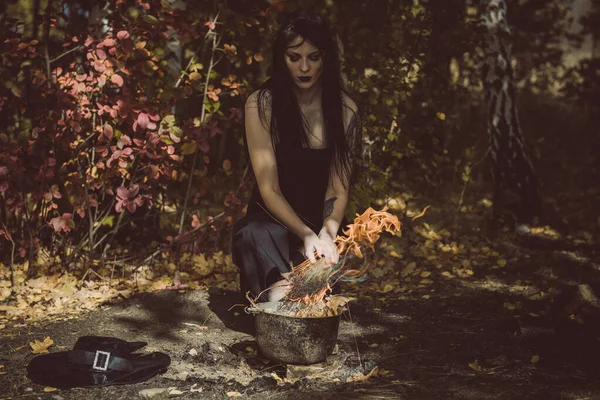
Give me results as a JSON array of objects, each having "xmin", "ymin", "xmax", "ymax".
[{"xmin": 283, "ymin": 206, "xmax": 401, "ymax": 308}]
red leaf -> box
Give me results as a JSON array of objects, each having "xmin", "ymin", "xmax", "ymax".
[
  {"xmin": 127, "ymin": 202, "xmax": 137, "ymax": 213},
  {"xmin": 119, "ymin": 134, "xmax": 132, "ymax": 146},
  {"xmin": 117, "ymin": 30, "xmax": 130, "ymax": 40},
  {"xmin": 169, "ymin": 132, "xmax": 181, "ymax": 143},
  {"xmin": 96, "ymin": 48, "xmax": 107, "ymax": 60},
  {"xmin": 84, "ymin": 36, "xmax": 94, "ymax": 47},
  {"xmin": 102, "ymin": 38, "xmax": 116, "ymax": 47},
  {"xmin": 50, "ymin": 213, "xmax": 73, "ymax": 232},
  {"xmin": 129, "ymin": 185, "xmax": 140, "ymax": 198},
  {"xmin": 111, "ymin": 74, "xmax": 124, "ymax": 87},
  {"xmin": 51, "ymin": 184, "xmax": 62, "ymax": 199},
  {"xmin": 205, "ymin": 21, "xmax": 216, "ymax": 30},
  {"xmin": 103, "ymin": 124, "xmax": 114, "ymax": 140},
  {"xmin": 116, "ymin": 187, "xmax": 128, "ymax": 200},
  {"xmin": 137, "ymin": 112, "xmax": 149, "ymax": 130}
]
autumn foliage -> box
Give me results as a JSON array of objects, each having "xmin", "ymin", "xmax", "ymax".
[
  {"xmin": 1, "ymin": 0, "xmax": 598, "ymax": 279},
  {"xmin": 0, "ymin": 1, "xmax": 279, "ymax": 270}
]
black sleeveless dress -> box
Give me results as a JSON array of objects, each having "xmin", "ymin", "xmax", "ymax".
[{"xmin": 231, "ymin": 144, "xmax": 333, "ymax": 299}]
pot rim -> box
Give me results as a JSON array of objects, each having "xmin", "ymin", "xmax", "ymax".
[{"xmin": 246, "ymin": 301, "xmax": 344, "ymax": 319}]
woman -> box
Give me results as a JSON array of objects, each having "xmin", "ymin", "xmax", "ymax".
[{"xmin": 232, "ymin": 11, "xmax": 361, "ymax": 302}]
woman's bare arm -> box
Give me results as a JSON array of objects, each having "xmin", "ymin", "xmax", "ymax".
[{"xmin": 319, "ymin": 94, "xmax": 359, "ymax": 240}]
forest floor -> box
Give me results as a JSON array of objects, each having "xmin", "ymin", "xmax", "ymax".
[
  {"xmin": 2, "ymin": 109, "xmax": 600, "ymax": 400},
  {"xmin": 1, "ymin": 188, "xmax": 600, "ymax": 399}
]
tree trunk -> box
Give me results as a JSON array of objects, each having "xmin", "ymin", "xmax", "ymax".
[{"xmin": 480, "ymin": 0, "xmax": 541, "ymax": 226}]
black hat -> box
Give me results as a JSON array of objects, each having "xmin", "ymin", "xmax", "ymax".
[{"xmin": 26, "ymin": 336, "xmax": 170, "ymax": 389}]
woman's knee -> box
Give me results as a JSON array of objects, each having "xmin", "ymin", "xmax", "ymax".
[{"xmin": 233, "ymin": 219, "xmax": 286, "ymax": 248}]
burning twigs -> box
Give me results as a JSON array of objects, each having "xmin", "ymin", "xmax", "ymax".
[{"xmin": 279, "ymin": 207, "xmax": 401, "ymax": 316}]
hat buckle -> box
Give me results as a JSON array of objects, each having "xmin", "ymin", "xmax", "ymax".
[{"xmin": 92, "ymin": 350, "xmax": 111, "ymax": 372}]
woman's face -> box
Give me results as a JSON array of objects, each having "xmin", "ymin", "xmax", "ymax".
[{"xmin": 284, "ymin": 36, "xmax": 324, "ymax": 90}]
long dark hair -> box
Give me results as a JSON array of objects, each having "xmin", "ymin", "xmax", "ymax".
[{"xmin": 255, "ymin": 11, "xmax": 358, "ymax": 186}]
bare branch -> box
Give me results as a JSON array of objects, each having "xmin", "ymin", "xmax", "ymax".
[
  {"xmin": 49, "ymin": 45, "xmax": 83, "ymax": 64},
  {"xmin": 174, "ymin": 10, "xmax": 221, "ymax": 89}
]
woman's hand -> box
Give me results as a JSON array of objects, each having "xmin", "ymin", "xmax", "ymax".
[
  {"xmin": 318, "ymin": 230, "xmax": 339, "ymax": 267},
  {"xmin": 302, "ymin": 231, "xmax": 339, "ymax": 267}
]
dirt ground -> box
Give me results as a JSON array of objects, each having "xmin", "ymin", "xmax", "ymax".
[{"xmin": 2, "ymin": 225, "xmax": 600, "ymax": 399}]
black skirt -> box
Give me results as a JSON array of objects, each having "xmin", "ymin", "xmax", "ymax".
[{"xmin": 232, "ymin": 147, "xmax": 333, "ymax": 300}]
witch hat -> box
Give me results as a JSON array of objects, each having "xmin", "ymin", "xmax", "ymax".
[{"xmin": 26, "ymin": 336, "xmax": 170, "ymax": 389}]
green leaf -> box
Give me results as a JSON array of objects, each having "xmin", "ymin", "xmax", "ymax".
[
  {"xmin": 181, "ymin": 141, "xmax": 197, "ymax": 155},
  {"xmin": 142, "ymin": 15, "xmax": 159, "ymax": 25},
  {"xmin": 171, "ymin": 126, "xmax": 183, "ymax": 138},
  {"xmin": 101, "ymin": 215, "xmax": 115, "ymax": 227},
  {"xmin": 190, "ymin": 62, "xmax": 204, "ymax": 72},
  {"xmin": 161, "ymin": 115, "xmax": 176, "ymax": 127},
  {"xmin": 160, "ymin": 135, "xmax": 174, "ymax": 145}
]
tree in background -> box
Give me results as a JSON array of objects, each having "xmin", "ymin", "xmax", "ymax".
[
  {"xmin": 479, "ymin": 0, "xmax": 541, "ymax": 228},
  {"xmin": 569, "ymin": 0, "xmax": 600, "ymax": 107}
]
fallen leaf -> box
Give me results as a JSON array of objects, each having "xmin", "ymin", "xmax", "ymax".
[
  {"xmin": 420, "ymin": 271, "xmax": 431, "ymax": 278},
  {"xmin": 226, "ymin": 392, "xmax": 242, "ymax": 398},
  {"xmin": 381, "ymin": 283, "xmax": 394, "ymax": 293},
  {"xmin": 401, "ymin": 262, "xmax": 416, "ymax": 277},
  {"xmin": 347, "ymin": 365, "xmax": 380, "ymax": 382},
  {"xmin": 422, "ymin": 295, "xmax": 430, "ymax": 299},
  {"xmin": 368, "ymin": 342, "xmax": 379, "ymax": 348},
  {"xmin": 30, "ymin": 337, "xmax": 54, "ymax": 354},
  {"xmin": 390, "ymin": 250, "xmax": 402, "ymax": 258},
  {"xmin": 503, "ymin": 302, "xmax": 516, "ymax": 311},
  {"xmin": 497, "ymin": 258, "xmax": 507, "ymax": 267},
  {"xmin": 468, "ymin": 360, "xmax": 482, "ymax": 372},
  {"xmin": 531, "ymin": 355, "xmax": 540, "ymax": 364},
  {"xmin": 43, "ymin": 387, "xmax": 57, "ymax": 392},
  {"xmin": 190, "ymin": 383, "xmax": 203, "ymax": 393}
]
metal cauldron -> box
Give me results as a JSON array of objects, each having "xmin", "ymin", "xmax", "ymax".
[{"xmin": 247, "ymin": 301, "xmax": 341, "ymax": 365}]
